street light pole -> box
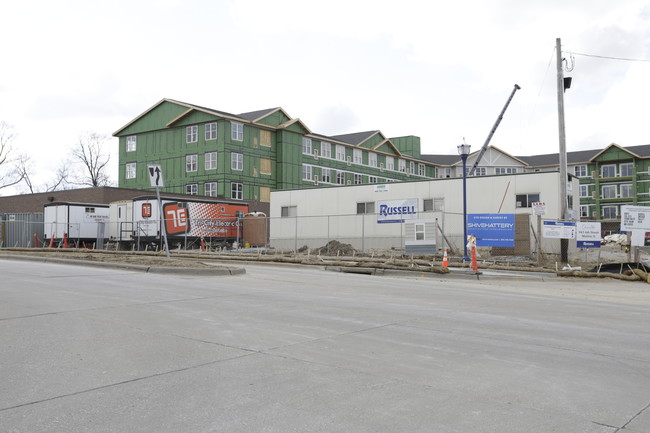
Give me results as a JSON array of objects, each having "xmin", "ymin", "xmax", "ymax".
[{"xmin": 458, "ymin": 142, "xmax": 471, "ymax": 262}]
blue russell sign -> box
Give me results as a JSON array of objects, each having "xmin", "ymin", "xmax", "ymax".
[{"xmin": 467, "ymin": 214, "xmax": 515, "ymax": 247}]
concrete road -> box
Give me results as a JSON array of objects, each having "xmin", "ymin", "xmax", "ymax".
[{"xmin": 1, "ymin": 259, "xmax": 650, "ymax": 433}]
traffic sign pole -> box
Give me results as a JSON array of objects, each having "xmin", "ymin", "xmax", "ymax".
[{"xmin": 148, "ymin": 165, "xmax": 170, "ymax": 258}]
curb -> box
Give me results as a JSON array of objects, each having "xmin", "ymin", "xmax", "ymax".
[
  {"xmin": 0, "ymin": 254, "xmax": 246, "ymax": 276},
  {"xmin": 326, "ymin": 265, "xmax": 556, "ymax": 280}
]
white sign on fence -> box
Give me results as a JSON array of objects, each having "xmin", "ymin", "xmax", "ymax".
[
  {"xmin": 621, "ymin": 205, "xmax": 650, "ymax": 231},
  {"xmin": 531, "ymin": 202, "xmax": 546, "ymax": 216},
  {"xmin": 542, "ymin": 220, "xmax": 576, "ymax": 239}
]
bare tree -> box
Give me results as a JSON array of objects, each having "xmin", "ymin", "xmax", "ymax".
[
  {"xmin": 70, "ymin": 132, "xmax": 112, "ymax": 187},
  {"xmin": 16, "ymin": 154, "xmax": 71, "ymax": 193},
  {"xmin": 0, "ymin": 121, "xmax": 25, "ymax": 191}
]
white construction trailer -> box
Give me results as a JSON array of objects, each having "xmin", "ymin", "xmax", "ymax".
[
  {"xmin": 43, "ymin": 202, "xmax": 109, "ymax": 247},
  {"xmin": 269, "ymin": 171, "xmax": 579, "ymax": 256}
]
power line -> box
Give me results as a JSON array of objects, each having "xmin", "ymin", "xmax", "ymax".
[{"xmin": 567, "ymin": 51, "xmax": 650, "ymax": 63}]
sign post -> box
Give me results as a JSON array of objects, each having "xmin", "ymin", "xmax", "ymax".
[
  {"xmin": 148, "ymin": 165, "xmax": 170, "ymax": 258},
  {"xmin": 531, "ymin": 202, "xmax": 546, "ymax": 265}
]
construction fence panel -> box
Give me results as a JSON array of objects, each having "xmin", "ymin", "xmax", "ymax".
[{"xmin": 0, "ymin": 213, "xmax": 45, "ymax": 248}]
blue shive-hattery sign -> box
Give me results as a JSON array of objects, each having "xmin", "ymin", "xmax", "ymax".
[
  {"xmin": 377, "ymin": 199, "xmax": 418, "ymax": 223},
  {"xmin": 467, "ymin": 214, "xmax": 515, "ymax": 247}
]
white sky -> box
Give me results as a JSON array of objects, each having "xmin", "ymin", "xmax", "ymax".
[{"xmin": 1, "ymin": 0, "xmax": 649, "ymax": 195}]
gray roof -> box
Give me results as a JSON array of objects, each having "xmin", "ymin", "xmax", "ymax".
[
  {"xmin": 517, "ymin": 149, "xmax": 599, "ymax": 166},
  {"xmin": 329, "ymin": 131, "xmax": 380, "ymax": 146},
  {"xmin": 419, "ymin": 154, "xmax": 461, "ymax": 166},
  {"xmin": 237, "ymin": 108, "xmax": 281, "ymax": 122}
]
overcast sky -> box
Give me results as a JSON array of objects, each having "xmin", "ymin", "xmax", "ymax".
[{"xmin": 1, "ymin": 0, "xmax": 649, "ymax": 195}]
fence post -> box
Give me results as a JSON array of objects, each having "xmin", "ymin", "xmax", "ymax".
[{"xmin": 294, "ymin": 215, "xmax": 298, "ymax": 253}]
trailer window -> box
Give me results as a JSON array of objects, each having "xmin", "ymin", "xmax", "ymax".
[{"xmin": 85, "ymin": 207, "xmax": 95, "ymax": 213}]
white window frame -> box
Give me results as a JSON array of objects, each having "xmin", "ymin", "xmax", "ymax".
[
  {"xmin": 231, "ymin": 152, "xmax": 243, "ymax": 171},
  {"xmin": 620, "ymin": 183, "xmax": 633, "ymax": 198},
  {"xmin": 302, "ymin": 137, "xmax": 312, "ymax": 155},
  {"xmin": 580, "ymin": 205, "xmax": 590, "ymax": 217},
  {"xmin": 496, "ymin": 167, "xmax": 517, "ymax": 175},
  {"xmin": 353, "ymin": 149, "xmax": 362, "ymax": 164},
  {"xmin": 125, "ymin": 162, "xmax": 136, "ymax": 179},
  {"xmin": 321, "ymin": 142, "xmax": 332, "ymax": 158},
  {"xmin": 126, "ymin": 136, "xmax": 136, "ymax": 152},
  {"xmin": 186, "ymin": 154, "xmax": 198, "ymax": 172},
  {"xmin": 409, "ymin": 161, "xmax": 415, "ymax": 174},
  {"xmin": 186, "ymin": 184, "xmax": 198, "ymax": 195},
  {"xmin": 415, "ymin": 223, "xmax": 425, "ymax": 241},
  {"xmin": 205, "ymin": 152, "xmax": 217, "ymax": 170},
  {"xmin": 602, "ymin": 205, "xmax": 617, "ymax": 219},
  {"xmin": 418, "ymin": 163, "xmax": 425, "ymax": 176},
  {"xmin": 579, "ymin": 185, "xmax": 589, "ymax": 197},
  {"xmin": 369, "ymin": 152, "xmax": 377, "ymax": 167},
  {"xmin": 385, "ymin": 156, "xmax": 394, "ymax": 171},
  {"xmin": 336, "ymin": 145, "xmax": 346, "ymax": 161},
  {"xmin": 399, "ymin": 159, "xmax": 407, "ymax": 173},
  {"xmin": 354, "ymin": 173, "xmax": 362, "ymax": 184},
  {"xmin": 336, "ymin": 171, "xmax": 345, "ymax": 185},
  {"xmin": 231, "ymin": 182, "xmax": 243, "ymax": 200},
  {"xmin": 231, "ymin": 122, "xmax": 244, "ymax": 141},
  {"xmin": 601, "ymin": 164, "xmax": 616, "ymax": 178},
  {"xmin": 302, "ymin": 164, "xmax": 313, "ymax": 181},
  {"xmin": 281, "ymin": 206, "xmax": 297, "ymax": 217},
  {"xmin": 620, "ymin": 163, "xmax": 633, "ymax": 177},
  {"xmin": 321, "ymin": 168, "xmax": 331, "ymax": 183},
  {"xmin": 204, "ymin": 182, "xmax": 217, "ymax": 197},
  {"xmin": 205, "ymin": 122, "xmax": 217, "ymax": 141},
  {"xmin": 369, "ymin": 176, "xmax": 377, "ymax": 183},
  {"xmin": 186, "ymin": 125, "xmax": 198, "ymax": 143},
  {"xmin": 601, "ymin": 184, "xmax": 616, "ymax": 199},
  {"xmin": 574, "ymin": 165, "xmax": 587, "ymax": 177},
  {"xmin": 472, "ymin": 167, "xmax": 487, "ymax": 176}
]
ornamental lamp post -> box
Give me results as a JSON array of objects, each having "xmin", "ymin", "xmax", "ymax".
[{"xmin": 458, "ymin": 141, "xmax": 471, "ymax": 262}]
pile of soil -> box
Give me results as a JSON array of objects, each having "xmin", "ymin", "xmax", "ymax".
[{"xmin": 311, "ymin": 240, "xmax": 358, "ymax": 256}]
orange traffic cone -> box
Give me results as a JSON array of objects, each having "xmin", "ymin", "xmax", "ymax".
[
  {"xmin": 63, "ymin": 232, "xmax": 69, "ymax": 248},
  {"xmin": 442, "ymin": 249, "xmax": 449, "ymax": 268},
  {"xmin": 49, "ymin": 234, "xmax": 55, "ymax": 249},
  {"xmin": 471, "ymin": 246, "xmax": 479, "ymax": 272},
  {"xmin": 200, "ymin": 237, "xmax": 206, "ymax": 253}
]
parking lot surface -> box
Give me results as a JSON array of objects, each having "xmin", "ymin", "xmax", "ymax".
[{"xmin": 1, "ymin": 259, "xmax": 650, "ymax": 432}]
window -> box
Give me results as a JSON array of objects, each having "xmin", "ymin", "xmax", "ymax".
[
  {"xmin": 418, "ymin": 164, "xmax": 425, "ymax": 176},
  {"xmin": 231, "ymin": 152, "xmax": 243, "ymax": 171},
  {"xmin": 409, "ymin": 161, "xmax": 415, "ymax": 174},
  {"xmin": 186, "ymin": 154, "xmax": 198, "ymax": 172},
  {"xmin": 353, "ymin": 149, "xmax": 362, "ymax": 164},
  {"xmin": 470, "ymin": 167, "xmax": 487, "ymax": 176},
  {"xmin": 444, "ymin": 167, "xmax": 451, "ymax": 178},
  {"xmin": 356, "ymin": 202, "xmax": 375, "ymax": 214},
  {"xmin": 281, "ymin": 206, "xmax": 297, "ymax": 217},
  {"xmin": 620, "ymin": 184, "xmax": 633, "ymax": 198},
  {"xmin": 354, "ymin": 174, "xmax": 362, "ymax": 184},
  {"xmin": 126, "ymin": 136, "xmax": 136, "ymax": 152},
  {"xmin": 369, "ymin": 153, "xmax": 377, "ymax": 167},
  {"xmin": 85, "ymin": 207, "xmax": 95, "ymax": 214},
  {"xmin": 260, "ymin": 158, "xmax": 271, "ymax": 175},
  {"xmin": 205, "ymin": 152, "xmax": 217, "ymax": 170},
  {"xmin": 415, "ymin": 223, "xmax": 425, "ymax": 241},
  {"xmin": 386, "ymin": 156, "xmax": 394, "ymax": 171},
  {"xmin": 369, "ymin": 176, "xmax": 377, "ymax": 183},
  {"xmin": 186, "ymin": 184, "xmax": 198, "ymax": 195},
  {"xmin": 496, "ymin": 167, "xmax": 517, "ymax": 175},
  {"xmin": 231, "ymin": 182, "xmax": 243, "ymax": 200},
  {"xmin": 260, "ymin": 130, "xmax": 271, "ymax": 147},
  {"xmin": 423, "ymin": 198, "xmax": 444, "ymax": 211},
  {"xmin": 601, "ymin": 164, "xmax": 616, "ymax": 178},
  {"xmin": 204, "ymin": 182, "xmax": 217, "ymax": 197},
  {"xmin": 321, "ymin": 142, "xmax": 331, "ymax": 158},
  {"xmin": 231, "ymin": 122, "xmax": 243, "ymax": 141},
  {"xmin": 125, "ymin": 162, "xmax": 136, "ymax": 179},
  {"xmin": 579, "ymin": 185, "xmax": 589, "ymax": 197},
  {"xmin": 574, "ymin": 165, "xmax": 587, "ymax": 177},
  {"xmin": 336, "ymin": 145, "xmax": 346, "ymax": 161},
  {"xmin": 186, "ymin": 125, "xmax": 198, "ymax": 143},
  {"xmin": 620, "ymin": 163, "xmax": 633, "ymax": 177},
  {"xmin": 336, "ymin": 171, "xmax": 345, "ymax": 185},
  {"xmin": 602, "ymin": 206, "xmax": 617, "ymax": 219},
  {"xmin": 322, "ymin": 168, "xmax": 331, "ymax": 183},
  {"xmin": 205, "ymin": 123, "xmax": 217, "ymax": 141},
  {"xmin": 302, "ymin": 164, "xmax": 313, "ymax": 181},
  {"xmin": 260, "ymin": 186, "xmax": 271, "ymax": 202},
  {"xmin": 302, "ymin": 137, "xmax": 312, "ymax": 155},
  {"xmin": 580, "ymin": 205, "xmax": 590, "ymax": 218},
  {"xmin": 602, "ymin": 185, "xmax": 616, "ymax": 199},
  {"xmin": 399, "ymin": 159, "xmax": 407, "ymax": 173},
  {"xmin": 516, "ymin": 193, "xmax": 540, "ymax": 208}
]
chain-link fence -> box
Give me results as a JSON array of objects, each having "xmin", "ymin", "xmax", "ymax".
[{"xmin": 0, "ymin": 213, "xmax": 44, "ymax": 248}]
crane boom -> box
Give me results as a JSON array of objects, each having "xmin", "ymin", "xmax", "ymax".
[{"xmin": 468, "ymin": 84, "xmax": 521, "ymax": 176}]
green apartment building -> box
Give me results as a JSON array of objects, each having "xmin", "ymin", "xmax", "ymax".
[{"xmin": 113, "ymin": 99, "xmax": 437, "ymax": 206}]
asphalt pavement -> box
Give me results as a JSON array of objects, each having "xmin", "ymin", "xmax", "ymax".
[{"xmin": 1, "ymin": 259, "xmax": 650, "ymax": 432}]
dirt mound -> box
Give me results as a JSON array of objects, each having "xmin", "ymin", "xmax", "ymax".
[{"xmin": 311, "ymin": 240, "xmax": 358, "ymax": 256}]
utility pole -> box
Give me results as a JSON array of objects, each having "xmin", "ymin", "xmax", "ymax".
[{"xmin": 556, "ymin": 37, "xmax": 569, "ymax": 263}]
